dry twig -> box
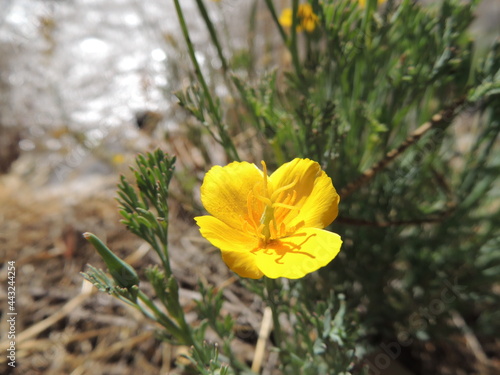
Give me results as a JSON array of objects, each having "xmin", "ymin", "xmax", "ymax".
[{"xmin": 339, "ymin": 97, "xmax": 467, "ymax": 198}]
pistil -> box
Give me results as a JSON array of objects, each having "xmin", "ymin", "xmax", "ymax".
[
  {"xmin": 259, "ymin": 161, "xmax": 275, "ymax": 242},
  {"xmin": 246, "ymin": 161, "xmax": 301, "ymax": 244}
]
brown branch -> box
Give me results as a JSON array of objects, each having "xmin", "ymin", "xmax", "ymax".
[
  {"xmin": 336, "ymin": 215, "xmax": 446, "ymax": 227},
  {"xmin": 339, "ymin": 97, "xmax": 467, "ymax": 198},
  {"xmin": 336, "ymin": 202, "xmax": 456, "ymax": 227}
]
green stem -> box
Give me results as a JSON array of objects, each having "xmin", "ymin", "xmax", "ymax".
[
  {"xmin": 264, "ymin": 278, "xmax": 289, "ymax": 368},
  {"xmin": 194, "ymin": 0, "xmax": 229, "ymax": 73},
  {"xmin": 263, "ymin": 0, "xmax": 288, "ymax": 44},
  {"xmin": 290, "ymin": 0, "xmax": 304, "ymax": 84},
  {"xmin": 172, "ymin": 0, "xmax": 240, "ymax": 162},
  {"xmin": 143, "ymin": 230, "xmax": 172, "ymax": 278},
  {"xmin": 194, "ymin": 0, "xmax": 251, "ymax": 144},
  {"xmin": 137, "ymin": 290, "xmax": 186, "ymax": 342},
  {"xmin": 138, "ymin": 289, "xmax": 210, "ymax": 364}
]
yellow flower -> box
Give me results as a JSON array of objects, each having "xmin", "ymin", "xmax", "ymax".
[
  {"xmin": 358, "ymin": 0, "xmax": 387, "ymax": 8},
  {"xmin": 112, "ymin": 153, "xmax": 125, "ymax": 165},
  {"xmin": 195, "ymin": 158, "xmax": 342, "ymax": 279},
  {"xmin": 279, "ymin": 4, "xmax": 318, "ymax": 33}
]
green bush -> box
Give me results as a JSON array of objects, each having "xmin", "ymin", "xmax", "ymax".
[{"xmin": 85, "ymin": 1, "xmax": 499, "ymax": 373}]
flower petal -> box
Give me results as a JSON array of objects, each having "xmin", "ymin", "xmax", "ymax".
[
  {"xmin": 200, "ymin": 161, "xmax": 263, "ymax": 230},
  {"xmin": 221, "ymin": 250, "xmax": 264, "ymax": 279},
  {"xmin": 279, "ymin": 8, "xmax": 293, "ymax": 27},
  {"xmin": 254, "ymin": 228, "xmax": 342, "ymax": 279},
  {"xmin": 195, "ymin": 215, "xmax": 263, "ymax": 279},
  {"xmin": 269, "ymin": 158, "xmax": 339, "ymax": 229}
]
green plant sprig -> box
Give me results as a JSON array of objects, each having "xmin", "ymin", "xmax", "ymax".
[
  {"xmin": 83, "ymin": 150, "xmax": 231, "ymax": 371},
  {"xmin": 172, "ymin": 0, "xmax": 240, "ymax": 162}
]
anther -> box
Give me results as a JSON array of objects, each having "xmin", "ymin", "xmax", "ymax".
[{"xmin": 270, "ymin": 177, "xmax": 299, "ymax": 201}]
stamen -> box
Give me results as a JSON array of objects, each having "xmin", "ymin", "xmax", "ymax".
[
  {"xmin": 284, "ymin": 190, "xmax": 297, "ymax": 206},
  {"xmin": 279, "ymin": 222, "xmax": 286, "ymax": 236},
  {"xmin": 251, "ymin": 162, "xmax": 301, "ymax": 243},
  {"xmin": 255, "ymin": 194, "xmax": 273, "ymax": 207},
  {"xmin": 270, "ymin": 177, "xmax": 299, "ymax": 201},
  {"xmin": 273, "ymin": 190, "xmax": 300, "ymax": 227},
  {"xmin": 256, "ymin": 223, "xmax": 266, "ymax": 241},
  {"xmin": 269, "ymin": 221, "xmax": 276, "ymax": 239},
  {"xmin": 241, "ymin": 220, "xmax": 253, "ymax": 235},
  {"xmin": 273, "ymin": 202, "xmax": 297, "ymax": 210}
]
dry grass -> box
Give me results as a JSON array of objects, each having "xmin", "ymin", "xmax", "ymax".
[{"xmin": 0, "ymin": 146, "xmax": 268, "ymax": 375}]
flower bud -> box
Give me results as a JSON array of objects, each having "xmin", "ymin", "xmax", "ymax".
[{"xmin": 83, "ymin": 232, "xmax": 140, "ymax": 288}]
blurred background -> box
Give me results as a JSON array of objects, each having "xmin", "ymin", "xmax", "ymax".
[{"xmin": 0, "ymin": 0, "xmax": 499, "ymax": 374}]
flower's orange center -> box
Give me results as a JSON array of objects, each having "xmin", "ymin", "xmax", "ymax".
[{"xmin": 243, "ymin": 161, "xmax": 300, "ymax": 245}]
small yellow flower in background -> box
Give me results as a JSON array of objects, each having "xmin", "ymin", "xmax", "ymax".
[
  {"xmin": 112, "ymin": 153, "xmax": 125, "ymax": 165},
  {"xmin": 358, "ymin": 0, "xmax": 387, "ymax": 8},
  {"xmin": 195, "ymin": 158, "xmax": 342, "ymax": 279},
  {"xmin": 279, "ymin": 3, "xmax": 318, "ymax": 33}
]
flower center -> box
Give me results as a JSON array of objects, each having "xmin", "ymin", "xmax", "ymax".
[{"xmin": 245, "ymin": 161, "xmax": 300, "ymax": 244}]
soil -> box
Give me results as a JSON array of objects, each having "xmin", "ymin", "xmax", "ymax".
[{"xmin": 0, "ymin": 135, "xmax": 265, "ymax": 374}]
